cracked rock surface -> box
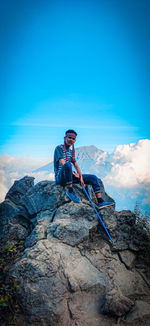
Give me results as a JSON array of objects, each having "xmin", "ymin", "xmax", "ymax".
[{"xmin": 0, "ymin": 176, "xmax": 150, "ymax": 326}]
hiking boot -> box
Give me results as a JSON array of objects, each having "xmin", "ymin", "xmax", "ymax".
[
  {"xmin": 97, "ymin": 201, "xmax": 114, "ymax": 209},
  {"xmin": 66, "ymin": 190, "xmax": 81, "ymax": 203}
]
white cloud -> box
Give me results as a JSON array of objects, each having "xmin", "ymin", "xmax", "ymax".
[
  {"xmin": 0, "ymin": 155, "xmax": 54, "ymax": 203},
  {"xmin": 105, "ymin": 139, "xmax": 150, "ymax": 188},
  {"xmin": 0, "ymin": 154, "xmax": 44, "ymax": 171},
  {"xmin": 0, "ymin": 169, "xmax": 10, "ymax": 203},
  {"xmin": 29, "ymin": 171, "xmax": 54, "ymax": 184}
]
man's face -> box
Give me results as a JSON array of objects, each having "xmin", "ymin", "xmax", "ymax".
[{"xmin": 65, "ymin": 135, "xmax": 76, "ymax": 146}]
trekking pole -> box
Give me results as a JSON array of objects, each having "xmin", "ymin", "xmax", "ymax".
[{"xmin": 82, "ymin": 185, "xmax": 113, "ymax": 244}]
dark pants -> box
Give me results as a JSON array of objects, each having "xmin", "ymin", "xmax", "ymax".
[{"xmin": 55, "ymin": 162, "xmax": 100, "ymax": 194}]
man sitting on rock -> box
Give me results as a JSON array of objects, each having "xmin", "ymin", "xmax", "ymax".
[{"xmin": 54, "ymin": 129, "xmax": 114, "ymax": 208}]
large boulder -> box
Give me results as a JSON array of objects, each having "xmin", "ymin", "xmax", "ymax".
[
  {"xmin": 5, "ymin": 176, "xmax": 34, "ymax": 205},
  {"xmin": 0, "ymin": 176, "xmax": 150, "ymax": 326}
]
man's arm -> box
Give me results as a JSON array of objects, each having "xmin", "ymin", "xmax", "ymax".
[
  {"xmin": 54, "ymin": 146, "xmax": 64, "ymax": 165},
  {"xmin": 73, "ymin": 162, "xmax": 82, "ymax": 177},
  {"xmin": 73, "ymin": 162, "xmax": 85, "ymax": 186}
]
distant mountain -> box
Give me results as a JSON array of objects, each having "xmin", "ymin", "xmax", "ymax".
[
  {"xmin": 33, "ymin": 145, "xmax": 112, "ymax": 178},
  {"xmin": 75, "ymin": 146, "xmax": 112, "ymax": 176},
  {"xmin": 33, "ymin": 161, "xmax": 53, "ymax": 173}
]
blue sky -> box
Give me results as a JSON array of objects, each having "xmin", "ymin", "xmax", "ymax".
[{"xmin": 1, "ymin": 0, "xmax": 150, "ymax": 162}]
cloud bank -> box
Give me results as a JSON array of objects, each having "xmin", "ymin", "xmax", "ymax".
[
  {"xmin": 104, "ymin": 139, "xmax": 150, "ymax": 211},
  {"xmin": 104, "ymin": 139, "xmax": 150, "ymax": 188},
  {"xmin": 0, "ymin": 155, "xmax": 54, "ymax": 202}
]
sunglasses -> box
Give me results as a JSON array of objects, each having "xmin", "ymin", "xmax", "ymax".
[{"xmin": 68, "ymin": 136, "xmax": 75, "ymax": 140}]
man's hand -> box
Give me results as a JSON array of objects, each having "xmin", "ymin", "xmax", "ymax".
[
  {"xmin": 80, "ymin": 175, "xmax": 85, "ymax": 187},
  {"xmin": 72, "ymin": 172, "xmax": 80, "ymax": 178}
]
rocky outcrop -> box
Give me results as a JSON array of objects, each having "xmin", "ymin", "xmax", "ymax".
[{"xmin": 0, "ymin": 176, "xmax": 150, "ymax": 326}]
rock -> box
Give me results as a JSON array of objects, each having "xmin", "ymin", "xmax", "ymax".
[
  {"xmin": 126, "ymin": 300, "xmax": 150, "ymax": 324},
  {"xmin": 10, "ymin": 240, "xmax": 106, "ymax": 325},
  {"xmin": 111, "ymin": 257, "xmax": 150, "ymax": 297},
  {"xmin": 25, "ymin": 210, "xmax": 54, "ymax": 248},
  {"xmin": 119, "ymin": 250, "xmax": 136, "ymax": 269},
  {"xmin": 19, "ymin": 181, "xmax": 61, "ymax": 215},
  {"xmin": 0, "ymin": 199, "xmax": 28, "ymax": 226},
  {"xmin": 102, "ymin": 288, "xmax": 134, "ymax": 317},
  {"xmin": 118, "ymin": 210, "xmax": 136, "ymax": 226},
  {"xmin": 82, "ymin": 242, "xmax": 150, "ymax": 298},
  {"xmin": 0, "ymin": 199, "xmax": 29, "ymax": 243},
  {"xmin": 0, "ymin": 176, "xmax": 150, "ymax": 326},
  {"xmin": 5, "ymin": 176, "xmax": 34, "ymax": 204},
  {"xmin": 67, "ymin": 292, "xmax": 116, "ymax": 326},
  {"xmin": 3, "ymin": 223, "xmax": 29, "ymax": 242},
  {"xmin": 128, "ymin": 242, "xmax": 139, "ymax": 252},
  {"xmin": 47, "ymin": 202, "xmax": 98, "ymax": 246},
  {"xmin": 25, "ymin": 224, "xmax": 46, "ymax": 247},
  {"xmin": 112, "ymin": 211, "xmax": 137, "ymax": 251}
]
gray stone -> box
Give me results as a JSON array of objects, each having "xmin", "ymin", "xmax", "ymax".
[
  {"xmin": 5, "ymin": 176, "xmax": 34, "ymax": 204},
  {"xmin": 102, "ymin": 288, "xmax": 134, "ymax": 316},
  {"xmin": 3, "ymin": 223, "xmax": 29, "ymax": 241},
  {"xmin": 0, "ymin": 199, "xmax": 28, "ymax": 226},
  {"xmin": 20, "ymin": 181, "xmax": 61, "ymax": 215},
  {"xmin": 0, "ymin": 177, "xmax": 150, "ymax": 326},
  {"xmin": 117, "ymin": 210, "xmax": 136, "ymax": 226},
  {"xmin": 119, "ymin": 250, "xmax": 136, "ymax": 269},
  {"xmin": 110, "ymin": 256, "xmax": 150, "ymax": 297},
  {"xmin": 111, "ymin": 211, "xmax": 137, "ymax": 251},
  {"xmin": 25, "ymin": 210, "xmax": 54, "ymax": 248},
  {"xmin": 25, "ymin": 224, "xmax": 46, "ymax": 247},
  {"xmin": 126, "ymin": 300, "xmax": 150, "ymax": 323},
  {"xmin": 0, "ymin": 199, "xmax": 29, "ymax": 243},
  {"xmin": 67, "ymin": 292, "xmax": 116, "ymax": 326},
  {"xmin": 47, "ymin": 219, "xmax": 89, "ymax": 245},
  {"xmin": 83, "ymin": 243, "xmax": 150, "ymax": 298},
  {"xmin": 128, "ymin": 242, "xmax": 139, "ymax": 252},
  {"xmin": 47, "ymin": 202, "xmax": 98, "ymax": 246},
  {"xmin": 10, "ymin": 240, "xmax": 106, "ymax": 325}
]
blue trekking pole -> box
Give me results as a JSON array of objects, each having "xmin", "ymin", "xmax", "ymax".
[{"xmin": 82, "ymin": 185, "xmax": 113, "ymax": 244}]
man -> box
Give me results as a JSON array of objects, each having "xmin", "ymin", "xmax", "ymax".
[{"xmin": 54, "ymin": 129, "xmax": 114, "ymax": 208}]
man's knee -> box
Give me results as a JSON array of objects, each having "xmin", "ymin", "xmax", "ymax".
[
  {"xmin": 90, "ymin": 175, "xmax": 100, "ymax": 188},
  {"xmin": 64, "ymin": 162, "xmax": 72, "ymax": 170},
  {"xmin": 90, "ymin": 174, "xmax": 98, "ymax": 182}
]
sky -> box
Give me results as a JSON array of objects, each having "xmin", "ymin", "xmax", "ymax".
[{"xmin": 0, "ymin": 0, "xmax": 150, "ymax": 163}]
